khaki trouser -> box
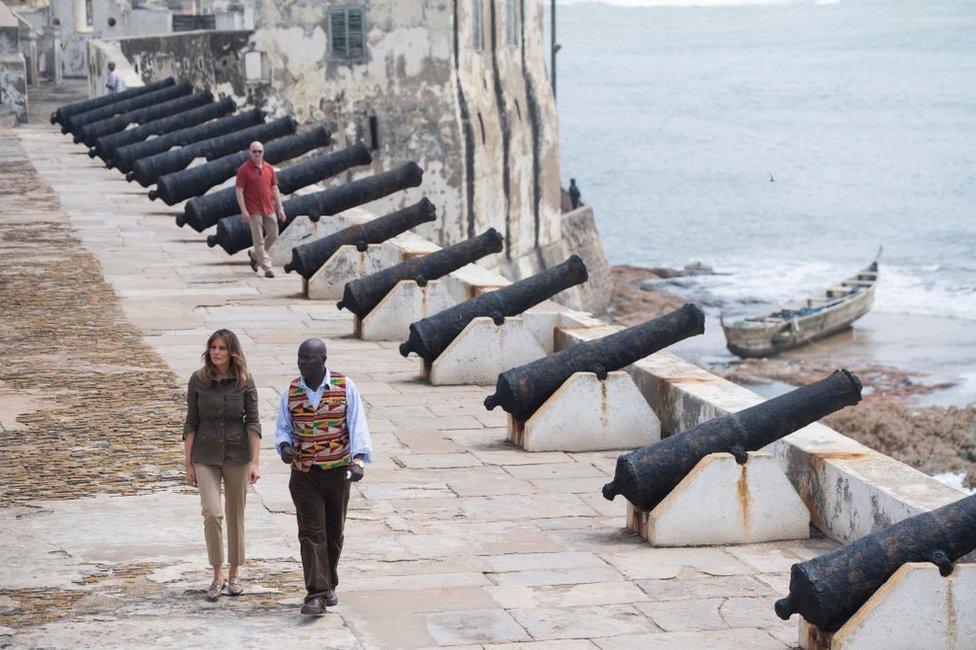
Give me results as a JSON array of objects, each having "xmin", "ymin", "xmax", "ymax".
[
  {"xmin": 195, "ymin": 462, "xmax": 249, "ymax": 567},
  {"xmin": 248, "ymin": 214, "xmax": 279, "ymax": 271}
]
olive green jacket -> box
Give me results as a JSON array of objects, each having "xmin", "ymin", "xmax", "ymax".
[{"xmin": 183, "ymin": 372, "xmax": 261, "ymax": 466}]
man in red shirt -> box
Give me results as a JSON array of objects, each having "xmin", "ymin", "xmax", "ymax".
[{"xmin": 236, "ymin": 141, "xmax": 286, "ymax": 278}]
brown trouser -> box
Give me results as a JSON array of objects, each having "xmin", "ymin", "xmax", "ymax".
[
  {"xmin": 289, "ymin": 465, "xmax": 350, "ymax": 601},
  {"xmin": 195, "ymin": 462, "xmax": 249, "ymax": 567},
  {"xmin": 248, "ymin": 214, "xmax": 279, "ymax": 271}
]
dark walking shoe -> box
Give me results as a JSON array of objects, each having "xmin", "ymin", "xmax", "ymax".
[
  {"xmin": 205, "ymin": 578, "xmax": 226, "ymax": 602},
  {"xmin": 300, "ymin": 596, "xmax": 327, "ymax": 616},
  {"xmin": 264, "ymin": 269, "xmax": 275, "ymax": 278},
  {"xmin": 325, "ymin": 590, "xmax": 338, "ymax": 607},
  {"xmin": 247, "ymin": 250, "xmax": 258, "ymax": 273}
]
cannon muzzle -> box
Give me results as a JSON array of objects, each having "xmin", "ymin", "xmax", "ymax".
[
  {"xmin": 180, "ymin": 140, "xmax": 373, "ymax": 232},
  {"xmin": 125, "ymin": 171, "xmax": 135, "ymax": 182},
  {"xmin": 399, "ymin": 255, "xmax": 589, "ymax": 362},
  {"xmin": 113, "ymin": 107, "xmax": 262, "ymax": 174},
  {"xmin": 87, "ymin": 148, "xmax": 97, "ymax": 158},
  {"xmin": 148, "ymin": 189, "xmax": 159, "ymax": 201},
  {"xmin": 51, "ymin": 77, "xmax": 174, "ymax": 127},
  {"xmin": 600, "ymin": 369, "xmax": 861, "ymax": 509},
  {"xmin": 206, "ymin": 234, "xmax": 218, "ymax": 248},
  {"xmin": 774, "ymin": 491, "xmax": 976, "ymax": 632},
  {"xmin": 485, "ymin": 304, "xmax": 706, "ymax": 422},
  {"xmin": 151, "ymin": 126, "xmax": 331, "ymax": 205}
]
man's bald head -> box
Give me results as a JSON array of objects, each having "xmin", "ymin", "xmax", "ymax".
[
  {"xmin": 249, "ymin": 141, "xmax": 264, "ymax": 161},
  {"xmin": 297, "ymin": 338, "xmax": 328, "ymax": 384}
]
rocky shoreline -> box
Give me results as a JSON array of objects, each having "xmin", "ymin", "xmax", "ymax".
[{"xmin": 606, "ymin": 264, "xmax": 976, "ymax": 489}]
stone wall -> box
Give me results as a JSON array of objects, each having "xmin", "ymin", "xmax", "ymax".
[{"xmin": 0, "ymin": 3, "xmax": 27, "ymax": 122}]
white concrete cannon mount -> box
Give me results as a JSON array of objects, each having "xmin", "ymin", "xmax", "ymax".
[
  {"xmin": 305, "ymin": 243, "xmax": 408, "ymax": 300},
  {"xmin": 798, "ymin": 563, "xmax": 976, "ymax": 650},
  {"xmin": 357, "ymin": 263, "xmax": 507, "ymax": 342},
  {"xmin": 425, "ymin": 308, "xmax": 596, "ymax": 386},
  {"xmin": 626, "ymin": 451, "xmax": 811, "ymax": 547},
  {"xmin": 508, "ymin": 370, "xmax": 661, "ymax": 453}
]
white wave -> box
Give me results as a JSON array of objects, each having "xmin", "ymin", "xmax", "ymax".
[
  {"xmin": 874, "ymin": 265, "xmax": 976, "ymax": 321},
  {"xmin": 932, "ymin": 471, "xmax": 974, "ymax": 495}
]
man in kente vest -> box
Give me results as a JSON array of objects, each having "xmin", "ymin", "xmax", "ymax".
[{"xmin": 275, "ymin": 338, "xmax": 372, "ymax": 616}]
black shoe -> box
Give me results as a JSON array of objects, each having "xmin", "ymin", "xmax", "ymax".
[
  {"xmin": 247, "ymin": 250, "xmax": 258, "ymax": 273},
  {"xmin": 325, "ymin": 590, "xmax": 338, "ymax": 607},
  {"xmin": 265, "ymin": 269, "xmax": 275, "ymax": 278},
  {"xmin": 300, "ymin": 597, "xmax": 327, "ymax": 616}
]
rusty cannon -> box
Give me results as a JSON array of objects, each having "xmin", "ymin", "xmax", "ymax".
[
  {"xmin": 336, "ymin": 227, "xmax": 504, "ymax": 315},
  {"xmin": 236, "ymin": 196, "xmax": 434, "ymax": 273},
  {"xmin": 114, "ymin": 108, "xmax": 264, "ymax": 175},
  {"xmin": 775, "ymin": 492, "xmax": 976, "ymax": 632},
  {"xmin": 179, "ymin": 141, "xmax": 373, "ymax": 232},
  {"xmin": 51, "ymin": 77, "xmax": 175, "ymax": 126},
  {"xmin": 65, "ymin": 82, "xmax": 192, "ymax": 137},
  {"xmin": 398, "ymin": 255, "xmax": 589, "ymax": 362},
  {"xmin": 148, "ymin": 126, "xmax": 330, "ymax": 205},
  {"xmin": 78, "ymin": 90, "xmax": 213, "ymax": 148},
  {"xmin": 129, "ymin": 116, "xmax": 297, "ymax": 188},
  {"xmin": 94, "ymin": 97, "xmax": 235, "ymax": 166},
  {"xmin": 484, "ymin": 304, "xmax": 706, "ymax": 422},
  {"xmin": 280, "ymin": 162, "xmax": 428, "ymax": 274},
  {"xmin": 211, "ymin": 163, "xmax": 425, "ymax": 257},
  {"xmin": 600, "ymin": 369, "xmax": 862, "ymax": 512}
]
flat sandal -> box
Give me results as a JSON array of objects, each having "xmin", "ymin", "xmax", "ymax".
[
  {"xmin": 228, "ymin": 576, "xmax": 244, "ymax": 596},
  {"xmin": 205, "ymin": 577, "xmax": 226, "ymax": 601}
]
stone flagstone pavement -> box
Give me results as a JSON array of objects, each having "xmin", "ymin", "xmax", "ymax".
[{"xmin": 0, "ymin": 85, "xmax": 832, "ymax": 648}]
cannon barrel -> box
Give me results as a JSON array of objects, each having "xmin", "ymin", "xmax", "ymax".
[
  {"xmin": 114, "ymin": 108, "xmax": 264, "ymax": 174},
  {"xmin": 51, "ymin": 77, "xmax": 175, "ymax": 126},
  {"xmin": 280, "ymin": 163, "xmax": 425, "ymax": 276},
  {"xmin": 775, "ymin": 492, "xmax": 976, "ymax": 632},
  {"xmin": 336, "ymin": 227, "xmax": 504, "ymax": 315},
  {"xmin": 399, "ymin": 255, "xmax": 589, "ymax": 361},
  {"xmin": 128, "ymin": 116, "xmax": 296, "ymax": 187},
  {"xmin": 206, "ymin": 208, "xmax": 323, "ymax": 255},
  {"xmin": 95, "ymin": 97, "xmax": 235, "ymax": 166},
  {"xmin": 65, "ymin": 82, "xmax": 192, "ymax": 136},
  {"xmin": 180, "ymin": 140, "xmax": 373, "ymax": 232},
  {"xmin": 149, "ymin": 126, "xmax": 329, "ymax": 205},
  {"xmin": 601, "ymin": 369, "xmax": 861, "ymax": 511},
  {"xmin": 485, "ymin": 304, "xmax": 706, "ymax": 422},
  {"xmin": 79, "ymin": 90, "xmax": 212, "ymax": 148}
]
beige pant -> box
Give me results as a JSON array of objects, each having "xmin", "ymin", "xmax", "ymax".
[
  {"xmin": 195, "ymin": 462, "xmax": 249, "ymax": 567},
  {"xmin": 248, "ymin": 214, "xmax": 279, "ymax": 271}
]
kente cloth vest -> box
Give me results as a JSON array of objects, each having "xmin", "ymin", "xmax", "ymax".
[{"xmin": 288, "ymin": 373, "xmax": 351, "ymax": 471}]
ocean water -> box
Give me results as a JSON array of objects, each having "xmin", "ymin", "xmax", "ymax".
[{"xmin": 555, "ymin": 0, "xmax": 976, "ymax": 321}]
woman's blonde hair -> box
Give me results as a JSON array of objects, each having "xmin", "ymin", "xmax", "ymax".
[{"xmin": 197, "ymin": 329, "xmax": 249, "ymax": 389}]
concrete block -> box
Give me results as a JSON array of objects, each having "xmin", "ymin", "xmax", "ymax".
[
  {"xmin": 305, "ymin": 243, "xmax": 404, "ymax": 300},
  {"xmin": 627, "ymin": 452, "xmax": 810, "ymax": 547},
  {"xmin": 510, "ymin": 371, "xmax": 660, "ymax": 453},
  {"xmin": 798, "ymin": 563, "xmax": 976, "ymax": 650},
  {"xmin": 358, "ymin": 280, "xmax": 461, "ymax": 342},
  {"xmin": 427, "ymin": 308, "xmax": 593, "ymax": 385},
  {"xmin": 267, "ymin": 216, "xmax": 333, "ymax": 266}
]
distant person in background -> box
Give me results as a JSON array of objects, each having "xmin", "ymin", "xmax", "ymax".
[
  {"xmin": 235, "ymin": 140, "xmax": 286, "ymax": 278},
  {"xmin": 569, "ymin": 178, "xmax": 581, "ymax": 209},
  {"xmin": 105, "ymin": 61, "xmax": 123, "ymax": 94}
]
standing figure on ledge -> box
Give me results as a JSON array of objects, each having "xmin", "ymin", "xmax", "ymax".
[
  {"xmin": 276, "ymin": 338, "xmax": 372, "ymax": 616},
  {"xmin": 105, "ymin": 61, "xmax": 123, "ymax": 94},
  {"xmin": 182, "ymin": 329, "xmax": 262, "ymax": 602},
  {"xmin": 236, "ymin": 140, "xmax": 286, "ymax": 278},
  {"xmin": 569, "ymin": 178, "xmax": 581, "ymax": 209}
]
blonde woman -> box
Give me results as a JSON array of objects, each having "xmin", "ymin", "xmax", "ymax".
[{"xmin": 183, "ymin": 329, "xmax": 261, "ymax": 601}]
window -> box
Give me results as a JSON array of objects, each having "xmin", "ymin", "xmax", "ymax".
[
  {"xmin": 472, "ymin": 0, "xmax": 483, "ymax": 53},
  {"xmin": 505, "ymin": 0, "xmax": 518, "ymax": 46},
  {"xmin": 330, "ymin": 6, "xmax": 365, "ymax": 61}
]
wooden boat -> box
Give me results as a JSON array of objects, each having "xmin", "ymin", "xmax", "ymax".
[{"xmin": 721, "ymin": 250, "xmax": 880, "ymax": 358}]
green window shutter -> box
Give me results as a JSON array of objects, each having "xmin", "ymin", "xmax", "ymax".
[
  {"xmin": 330, "ymin": 6, "xmax": 365, "ymax": 61},
  {"xmin": 472, "ymin": 0, "xmax": 483, "ymax": 53},
  {"xmin": 505, "ymin": 0, "xmax": 517, "ymax": 46}
]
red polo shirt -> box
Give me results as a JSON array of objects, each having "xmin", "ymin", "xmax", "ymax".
[{"xmin": 235, "ymin": 160, "xmax": 278, "ymax": 216}]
